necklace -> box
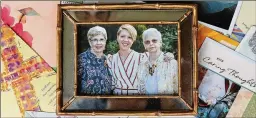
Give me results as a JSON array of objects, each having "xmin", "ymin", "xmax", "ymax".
[
  {"xmin": 148, "ymin": 63, "xmax": 157, "ymax": 76},
  {"xmin": 148, "ymin": 52, "xmax": 163, "ymax": 76}
]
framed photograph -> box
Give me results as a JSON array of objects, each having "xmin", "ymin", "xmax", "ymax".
[{"xmin": 57, "ymin": 3, "xmax": 198, "ymax": 116}]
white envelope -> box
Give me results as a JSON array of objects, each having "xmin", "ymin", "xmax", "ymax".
[
  {"xmin": 198, "ymin": 37, "xmax": 256, "ymax": 93},
  {"xmin": 198, "ymin": 70, "xmax": 226, "ymax": 105}
]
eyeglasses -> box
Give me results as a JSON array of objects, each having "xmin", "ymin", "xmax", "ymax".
[
  {"xmin": 90, "ymin": 38, "xmax": 106, "ymax": 43},
  {"xmin": 144, "ymin": 39, "xmax": 158, "ymax": 45}
]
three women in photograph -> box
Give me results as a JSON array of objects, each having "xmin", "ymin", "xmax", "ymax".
[{"xmin": 77, "ymin": 24, "xmax": 178, "ymax": 96}]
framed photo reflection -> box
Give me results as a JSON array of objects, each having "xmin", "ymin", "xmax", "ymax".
[{"xmin": 57, "ymin": 3, "xmax": 198, "ymax": 116}]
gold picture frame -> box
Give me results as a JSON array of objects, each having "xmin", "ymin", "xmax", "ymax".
[{"xmin": 57, "ymin": 3, "xmax": 198, "ymax": 116}]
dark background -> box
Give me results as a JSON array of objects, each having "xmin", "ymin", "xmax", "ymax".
[{"xmin": 145, "ymin": 1, "xmax": 238, "ymax": 30}]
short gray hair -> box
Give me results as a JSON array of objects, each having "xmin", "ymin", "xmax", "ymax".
[
  {"xmin": 87, "ymin": 26, "xmax": 107, "ymax": 40},
  {"xmin": 142, "ymin": 28, "xmax": 162, "ymax": 41}
]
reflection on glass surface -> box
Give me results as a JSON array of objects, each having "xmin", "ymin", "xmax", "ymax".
[
  {"xmin": 180, "ymin": 13, "xmax": 193, "ymax": 106},
  {"xmin": 68, "ymin": 11, "xmax": 110, "ymax": 22},
  {"xmin": 62, "ymin": 13, "xmax": 75, "ymax": 105},
  {"xmin": 66, "ymin": 98, "xmax": 190, "ymax": 111},
  {"xmin": 67, "ymin": 10, "xmax": 188, "ymax": 22},
  {"xmin": 67, "ymin": 98, "xmax": 108, "ymax": 110}
]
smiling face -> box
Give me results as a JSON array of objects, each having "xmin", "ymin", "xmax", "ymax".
[
  {"xmin": 89, "ymin": 34, "xmax": 106, "ymax": 54},
  {"xmin": 143, "ymin": 36, "xmax": 162, "ymax": 53},
  {"xmin": 117, "ymin": 29, "xmax": 134, "ymax": 51}
]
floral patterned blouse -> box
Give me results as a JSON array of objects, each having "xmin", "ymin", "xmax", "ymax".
[
  {"xmin": 137, "ymin": 52, "xmax": 178, "ymax": 95},
  {"xmin": 77, "ymin": 49, "xmax": 112, "ymax": 95}
]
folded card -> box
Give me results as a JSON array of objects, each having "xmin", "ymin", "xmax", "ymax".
[
  {"xmin": 226, "ymin": 26, "xmax": 256, "ymax": 117},
  {"xmin": 1, "ymin": 25, "xmax": 57, "ymax": 117},
  {"xmin": 197, "ymin": 23, "xmax": 239, "ymax": 50},
  {"xmin": 198, "ymin": 37, "xmax": 256, "ymax": 93},
  {"xmin": 197, "ymin": 23, "xmax": 240, "ymax": 104}
]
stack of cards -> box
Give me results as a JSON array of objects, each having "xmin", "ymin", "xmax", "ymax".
[{"xmin": 196, "ymin": 1, "xmax": 256, "ymax": 118}]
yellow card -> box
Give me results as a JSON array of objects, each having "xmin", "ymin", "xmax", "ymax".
[{"xmin": 1, "ymin": 25, "xmax": 56, "ymax": 117}]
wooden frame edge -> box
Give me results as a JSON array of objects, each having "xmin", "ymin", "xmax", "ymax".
[
  {"xmin": 59, "ymin": 3, "xmax": 197, "ymax": 10},
  {"xmin": 56, "ymin": 110, "xmax": 197, "ymax": 116},
  {"xmin": 180, "ymin": 97, "xmax": 193, "ymax": 110},
  {"xmin": 192, "ymin": 4, "xmax": 198, "ymax": 115},
  {"xmin": 178, "ymin": 10, "xmax": 192, "ymax": 23},
  {"xmin": 57, "ymin": 3, "xmax": 198, "ymax": 116},
  {"xmin": 63, "ymin": 10, "xmax": 77, "ymax": 25},
  {"xmin": 61, "ymin": 96, "xmax": 76, "ymax": 111},
  {"xmin": 177, "ymin": 22, "xmax": 181, "ymax": 97},
  {"xmin": 74, "ymin": 23, "xmax": 78, "ymax": 96},
  {"xmin": 56, "ymin": 4, "xmax": 63, "ymax": 114}
]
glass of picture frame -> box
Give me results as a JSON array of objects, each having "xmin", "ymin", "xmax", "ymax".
[{"xmin": 57, "ymin": 3, "xmax": 198, "ymax": 116}]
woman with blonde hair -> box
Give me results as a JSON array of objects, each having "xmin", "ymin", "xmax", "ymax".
[
  {"xmin": 107, "ymin": 24, "xmax": 142, "ymax": 95},
  {"xmin": 107, "ymin": 24, "xmax": 173, "ymax": 95}
]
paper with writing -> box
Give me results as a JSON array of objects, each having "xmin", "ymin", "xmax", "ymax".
[
  {"xmin": 1, "ymin": 25, "xmax": 57, "ymax": 117},
  {"xmin": 197, "ymin": 23, "xmax": 240, "ymax": 104},
  {"xmin": 198, "ymin": 37, "xmax": 256, "ymax": 93},
  {"xmin": 226, "ymin": 26, "xmax": 256, "ymax": 117},
  {"xmin": 30, "ymin": 72, "xmax": 56, "ymax": 111}
]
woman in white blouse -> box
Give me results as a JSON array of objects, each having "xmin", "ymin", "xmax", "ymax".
[
  {"xmin": 107, "ymin": 24, "xmax": 142, "ymax": 95},
  {"xmin": 107, "ymin": 24, "xmax": 175, "ymax": 96},
  {"xmin": 137, "ymin": 28, "xmax": 178, "ymax": 95}
]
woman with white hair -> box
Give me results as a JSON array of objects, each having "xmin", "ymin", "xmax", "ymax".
[
  {"xmin": 77, "ymin": 26, "xmax": 112, "ymax": 95},
  {"xmin": 137, "ymin": 28, "xmax": 178, "ymax": 95},
  {"xmin": 107, "ymin": 24, "xmax": 174, "ymax": 95}
]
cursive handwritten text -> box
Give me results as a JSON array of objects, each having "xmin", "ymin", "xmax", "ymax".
[
  {"xmin": 203, "ymin": 57, "xmax": 226, "ymax": 73},
  {"xmin": 202, "ymin": 57, "xmax": 256, "ymax": 88}
]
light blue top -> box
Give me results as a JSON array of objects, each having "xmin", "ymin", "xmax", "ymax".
[{"xmin": 145, "ymin": 69, "xmax": 159, "ymax": 95}]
